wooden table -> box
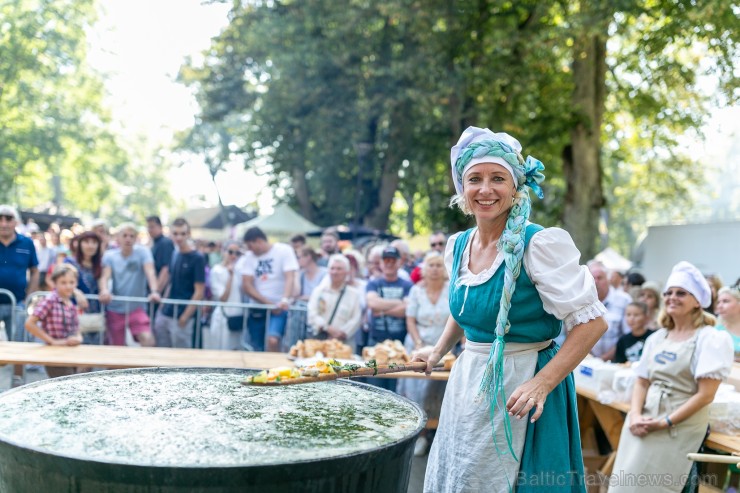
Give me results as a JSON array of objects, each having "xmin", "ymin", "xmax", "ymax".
[
  {"xmin": 0, "ymin": 342, "xmax": 293, "ymax": 371},
  {"xmin": 0, "ymin": 342, "xmax": 448, "ymax": 380},
  {"xmin": 576, "ymin": 386, "xmax": 740, "ymax": 476}
]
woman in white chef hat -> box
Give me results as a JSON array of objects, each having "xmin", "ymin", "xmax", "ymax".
[{"xmin": 610, "ymin": 261, "xmax": 734, "ymax": 493}]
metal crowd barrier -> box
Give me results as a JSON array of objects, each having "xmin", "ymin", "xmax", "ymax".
[
  {"xmin": 0, "ymin": 289, "xmax": 18, "ymax": 342},
  {"xmin": 23, "ymin": 291, "xmax": 309, "ymax": 352}
]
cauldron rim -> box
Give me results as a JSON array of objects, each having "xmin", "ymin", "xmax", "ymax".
[{"xmin": 0, "ymin": 366, "xmax": 426, "ymax": 470}]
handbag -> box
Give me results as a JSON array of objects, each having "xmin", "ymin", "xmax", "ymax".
[
  {"xmin": 224, "ymin": 308, "xmax": 248, "ymax": 332},
  {"xmin": 312, "ymin": 286, "xmax": 346, "ymax": 337},
  {"xmin": 78, "ymin": 313, "xmax": 105, "ymax": 334}
]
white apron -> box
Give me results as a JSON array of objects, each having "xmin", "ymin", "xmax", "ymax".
[
  {"xmin": 609, "ymin": 329, "xmax": 708, "ymax": 493},
  {"xmin": 424, "ymin": 339, "xmax": 551, "ymax": 493}
]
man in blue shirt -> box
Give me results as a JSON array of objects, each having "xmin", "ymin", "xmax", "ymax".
[
  {"xmin": 0, "ymin": 205, "xmax": 39, "ymax": 387},
  {"xmin": 365, "ymin": 245, "xmax": 412, "ymax": 391}
]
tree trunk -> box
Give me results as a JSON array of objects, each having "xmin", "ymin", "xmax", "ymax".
[
  {"xmin": 364, "ymin": 156, "xmax": 400, "ymax": 231},
  {"xmin": 563, "ymin": 29, "xmax": 607, "ymax": 261},
  {"xmin": 291, "ymin": 166, "xmax": 313, "ymax": 222},
  {"xmin": 290, "ymin": 136, "xmax": 314, "ymax": 222},
  {"xmin": 403, "ymin": 191, "xmax": 415, "ymax": 235}
]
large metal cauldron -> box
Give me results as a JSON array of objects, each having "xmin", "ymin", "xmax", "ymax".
[{"xmin": 0, "ymin": 367, "xmax": 425, "ymax": 493}]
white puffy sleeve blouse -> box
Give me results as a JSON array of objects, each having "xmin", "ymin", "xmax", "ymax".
[{"xmin": 445, "ymin": 226, "xmax": 606, "ymax": 332}]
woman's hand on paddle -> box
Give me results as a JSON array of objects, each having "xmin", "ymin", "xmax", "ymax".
[
  {"xmin": 411, "ymin": 346, "xmax": 440, "ymax": 375},
  {"xmin": 506, "ymin": 377, "xmax": 551, "ymax": 423}
]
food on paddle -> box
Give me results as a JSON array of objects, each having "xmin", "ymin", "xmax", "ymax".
[
  {"xmin": 248, "ymin": 366, "xmax": 302, "ymax": 384},
  {"xmin": 246, "ymin": 359, "xmax": 369, "ymax": 384},
  {"xmin": 362, "ymin": 339, "xmax": 410, "ymax": 365},
  {"xmin": 289, "ymin": 339, "xmax": 353, "ymax": 359}
]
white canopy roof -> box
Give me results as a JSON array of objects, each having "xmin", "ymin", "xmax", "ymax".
[
  {"xmin": 594, "ymin": 247, "xmax": 633, "ymax": 273},
  {"xmin": 233, "ymin": 204, "xmax": 321, "ymax": 240}
]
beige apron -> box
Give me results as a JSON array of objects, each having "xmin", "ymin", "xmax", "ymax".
[{"xmin": 609, "ymin": 329, "xmax": 708, "ymax": 493}]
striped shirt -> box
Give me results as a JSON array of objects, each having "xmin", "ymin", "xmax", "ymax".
[{"xmin": 32, "ymin": 291, "xmax": 79, "ymax": 340}]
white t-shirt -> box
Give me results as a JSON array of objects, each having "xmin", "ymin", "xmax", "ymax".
[
  {"xmin": 209, "ymin": 264, "xmax": 243, "ymax": 317},
  {"xmin": 240, "ymin": 243, "xmax": 299, "ymax": 303}
]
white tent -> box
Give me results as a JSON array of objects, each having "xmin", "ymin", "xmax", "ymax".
[
  {"xmin": 233, "ymin": 204, "xmax": 321, "ymax": 240},
  {"xmin": 594, "ymin": 247, "xmax": 633, "ymax": 273}
]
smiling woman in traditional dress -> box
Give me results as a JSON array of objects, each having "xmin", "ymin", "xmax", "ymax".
[
  {"xmin": 609, "ymin": 261, "xmax": 733, "ymax": 493},
  {"xmin": 413, "ymin": 126, "xmax": 608, "ymax": 493}
]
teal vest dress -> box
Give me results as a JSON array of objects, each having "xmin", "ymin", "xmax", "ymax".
[{"xmin": 450, "ymin": 224, "xmax": 586, "ymax": 492}]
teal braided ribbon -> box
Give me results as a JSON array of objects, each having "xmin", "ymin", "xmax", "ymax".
[{"xmin": 524, "ymin": 156, "xmax": 545, "ymax": 199}]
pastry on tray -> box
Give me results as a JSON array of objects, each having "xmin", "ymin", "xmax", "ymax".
[
  {"xmin": 362, "ymin": 339, "xmax": 410, "ymax": 366},
  {"xmin": 289, "ymin": 339, "xmax": 353, "ymax": 359}
]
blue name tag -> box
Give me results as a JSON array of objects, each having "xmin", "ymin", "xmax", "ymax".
[{"xmin": 654, "ymin": 351, "xmax": 677, "ymax": 365}]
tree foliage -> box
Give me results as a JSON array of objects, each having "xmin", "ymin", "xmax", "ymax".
[
  {"xmin": 182, "ymin": 0, "xmax": 737, "ymax": 256},
  {"xmin": 0, "ymin": 0, "xmax": 176, "ymax": 224}
]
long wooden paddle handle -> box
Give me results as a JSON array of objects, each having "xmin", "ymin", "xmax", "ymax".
[
  {"xmin": 687, "ymin": 453, "xmax": 740, "ymax": 465},
  {"xmin": 247, "ymin": 361, "xmax": 430, "ymax": 386}
]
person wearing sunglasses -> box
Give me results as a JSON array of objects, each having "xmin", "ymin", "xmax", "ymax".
[
  {"xmin": 610, "ymin": 261, "xmax": 733, "ymax": 493},
  {"xmin": 429, "ymin": 232, "xmax": 447, "ymax": 254},
  {"xmin": 410, "ymin": 232, "xmax": 448, "ymax": 284},
  {"xmin": 0, "ymin": 204, "xmax": 40, "ymax": 388},
  {"xmin": 205, "ymin": 241, "xmax": 245, "ymax": 350}
]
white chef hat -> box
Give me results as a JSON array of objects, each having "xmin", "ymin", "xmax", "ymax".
[{"xmin": 664, "ymin": 261, "xmax": 712, "ymax": 309}]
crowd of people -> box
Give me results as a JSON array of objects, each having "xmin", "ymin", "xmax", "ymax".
[
  {"xmin": 1, "ymin": 119, "xmax": 739, "ymax": 493},
  {"xmin": 0, "ymin": 204, "xmax": 452, "ymax": 361}
]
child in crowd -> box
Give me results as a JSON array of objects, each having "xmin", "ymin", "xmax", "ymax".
[
  {"xmin": 45, "ymin": 250, "xmax": 69, "ymax": 290},
  {"xmin": 614, "ymin": 301, "xmax": 654, "ymax": 363},
  {"xmin": 24, "ymin": 264, "xmax": 83, "ymax": 378}
]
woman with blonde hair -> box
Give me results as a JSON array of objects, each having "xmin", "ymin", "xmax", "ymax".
[
  {"xmin": 610, "ymin": 261, "xmax": 734, "ymax": 493},
  {"xmin": 414, "ymin": 126, "xmax": 607, "ymax": 492},
  {"xmin": 715, "ymin": 282, "xmax": 740, "ymax": 360}
]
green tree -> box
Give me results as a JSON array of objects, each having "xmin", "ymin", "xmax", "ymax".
[
  {"xmin": 1, "ymin": 0, "xmax": 177, "ymax": 224},
  {"xmin": 1, "ymin": 0, "xmax": 98, "ymax": 203},
  {"xmin": 182, "ymin": 0, "xmax": 738, "ymax": 253}
]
